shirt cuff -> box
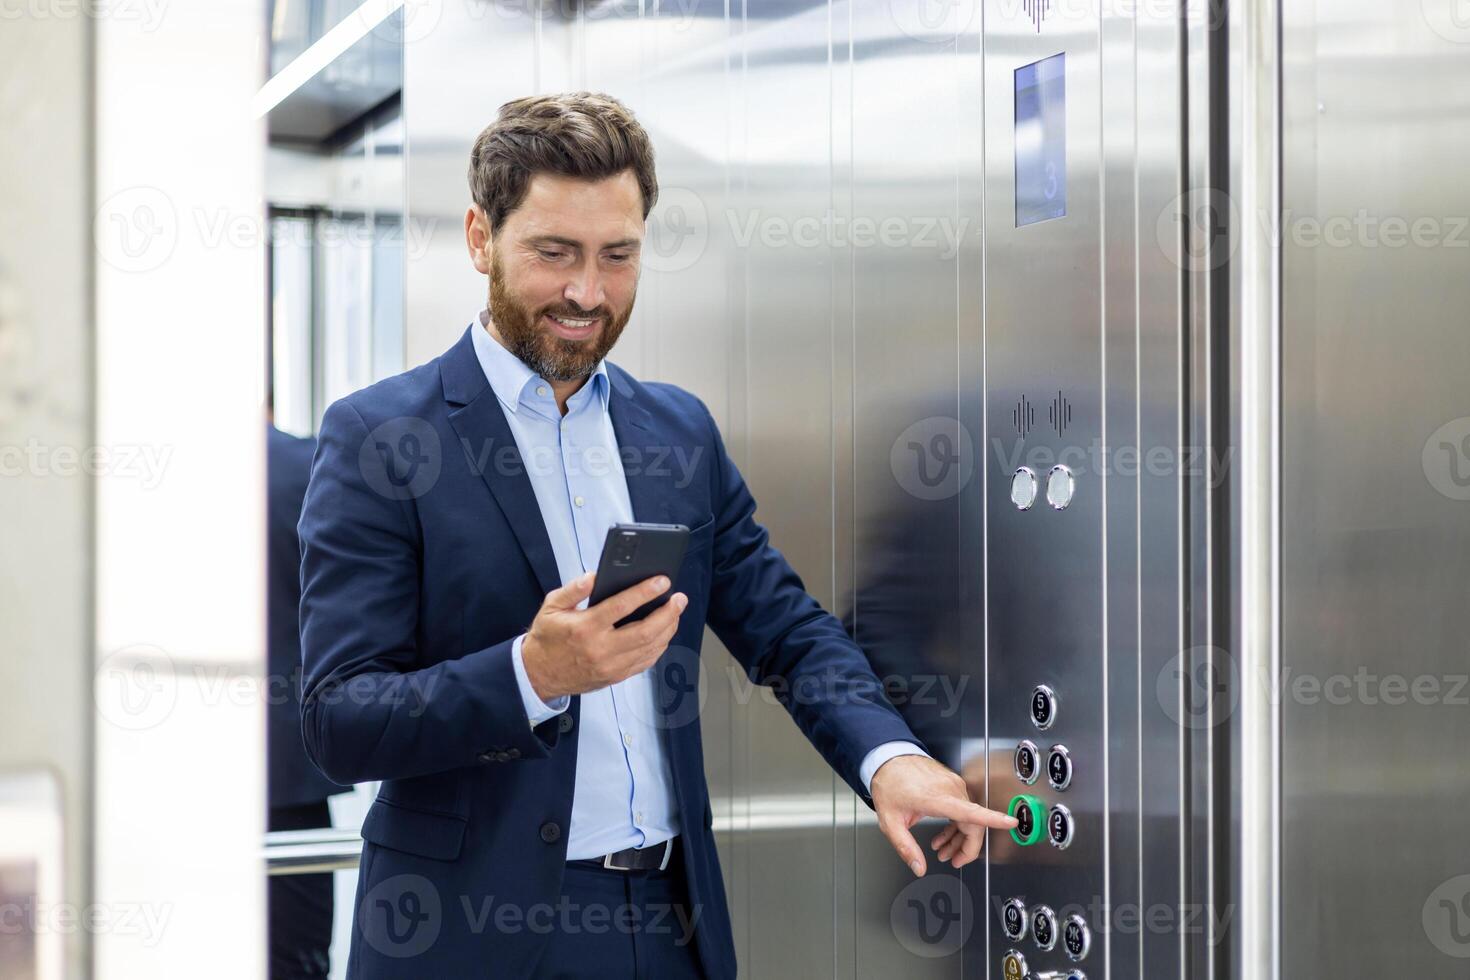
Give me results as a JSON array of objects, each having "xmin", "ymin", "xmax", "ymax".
[
  {"xmin": 859, "ymin": 740, "xmax": 931, "ymax": 795},
  {"xmin": 511, "ymin": 633, "xmax": 569, "ymax": 728}
]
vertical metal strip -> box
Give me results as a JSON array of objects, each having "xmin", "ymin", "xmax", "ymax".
[{"xmin": 1235, "ymin": 0, "xmax": 1282, "ymax": 975}]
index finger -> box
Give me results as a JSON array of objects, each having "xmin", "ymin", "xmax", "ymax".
[{"xmin": 921, "ymin": 797, "xmax": 1019, "ymax": 831}]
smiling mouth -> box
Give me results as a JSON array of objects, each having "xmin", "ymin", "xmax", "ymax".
[{"xmin": 542, "ymin": 312, "xmax": 602, "ymax": 340}]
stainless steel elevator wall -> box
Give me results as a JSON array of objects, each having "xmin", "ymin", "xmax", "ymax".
[{"xmin": 1280, "ymin": 1, "xmax": 1470, "ymax": 974}]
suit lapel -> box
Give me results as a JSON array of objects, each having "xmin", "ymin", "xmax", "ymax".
[{"xmin": 441, "ymin": 327, "xmax": 562, "ymax": 597}]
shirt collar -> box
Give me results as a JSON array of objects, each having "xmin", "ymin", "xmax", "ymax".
[{"xmin": 470, "ymin": 309, "xmax": 609, "ymax": 418}]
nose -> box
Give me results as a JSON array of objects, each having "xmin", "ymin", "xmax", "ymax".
[{"xmin": 563, "ymin": 261, "xmax": 605, "ymax": 313}]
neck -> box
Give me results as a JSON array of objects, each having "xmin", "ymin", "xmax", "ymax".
[{"xmin": 482, "ymin": 317, "xmax": 590, "ymax": 416}]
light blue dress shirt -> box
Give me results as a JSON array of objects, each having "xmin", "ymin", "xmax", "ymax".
[{"xmin": 470, "ymin": 319, "xmax": 927, "ymax": 860}]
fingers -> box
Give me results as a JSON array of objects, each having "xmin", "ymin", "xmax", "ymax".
[
  {"xmin": 614, "ymin": 591, "xmax": 687, "ymax": 644},
  {"xmin": 544, "ymin": 571, "xmax": 596, "ymax": 611},
  {"xmin": 881, "ymin": 817, "xmax": 927, "ymax": 878},
  {"xmin": 591, "ymin": 574, "xmax": 672, "ymax": 626},
  {"xmin": 924, "ymin": 796, "xmax": 1018, "ymax": 831}
]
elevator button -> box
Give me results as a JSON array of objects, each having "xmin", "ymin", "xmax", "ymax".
[
  {"xmin": 1030, "ymin": 904, "xmax": 1057, "ymax": 951},
  {"xmin": 1064, "ymin": 914, "xmax": 1092, "ymax": 960},
  {"xmin": 1001, "ymin": 949, "xmax": 1028, "ymax": 980},
  {"xmin": 1046, "ymin": 464, "xmax": 1075, "ymax": 510},
  {"xmin": 1008, "ymin": 794, "xmax": 1046, "ymax": 846},
  {"xmin": 1011, "ymin": 467, "xmax": 1039, "ymax": 510},
  {"xmin": 1014, "ymin": 740, "xmax": 1040, "ymax": 785},
  {"xmin": 1030, "ymin": 685, "xmax": 1057, "ymax": 730},
  {"xmin": 1065, "ymin": 973, "xmax": 1088, "ymax": 980},
  {"xmin": 1001, "ymin": 898, "xmax": 1028, "ymax": 941},
  {"xmin": 1046, "ymin": 744, "xmax": 1073, "ymax": 790},
  {"xmin": 1047, "ymin": 804, "xmax": 1075, "ymax": 850}
]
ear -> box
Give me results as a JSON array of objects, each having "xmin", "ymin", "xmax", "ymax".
[{"xmin": 465, "ymin": 205, "xmax": 493, "ymax": 275}]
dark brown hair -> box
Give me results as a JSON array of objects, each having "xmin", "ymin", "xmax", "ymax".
[{"xmin": 468, "ymin": 91, "xmax": 659, "ymax": 235}]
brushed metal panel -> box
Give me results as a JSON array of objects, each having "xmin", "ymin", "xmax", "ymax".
[
  {"xmin": 1280, "ymin": 1, "xmax": 1470, "ymax": 975},
  {"xmin": 983, "ymin": 4, "xmax": 1109, "ymax": 980}
]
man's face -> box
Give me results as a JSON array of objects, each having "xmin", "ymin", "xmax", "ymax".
[{"xmin": 470, "ymin": 170, "xmax": 644, "ymax": 382}]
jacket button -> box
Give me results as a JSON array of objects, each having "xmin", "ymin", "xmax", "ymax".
[
  {"xmin": 539, "ymin": 821, "xmax": 561, "ymax": 844},
  {"xmin": 505, "ymin": 748, "xmax": 521, "ymax": 760},
  {"xmin": 477, "ymin": 751, "xmax": 494, "ymax": 764},
  {"xmin": 558, "ymin": 714, "xmax": 574, "ymax": 734}
]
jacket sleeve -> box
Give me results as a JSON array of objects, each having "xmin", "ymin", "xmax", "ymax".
[
  {"xmin": 296, "ymin": 399, "xmax": 557, "ymax": 785},
  {"xmin": 695, "ymin": 400, "xmax": 924, "ymax": 806}
]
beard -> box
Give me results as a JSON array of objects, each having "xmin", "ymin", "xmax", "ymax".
[{"xmin": 487, "ymin": 252, "xmax": 634, "ymax": 382}]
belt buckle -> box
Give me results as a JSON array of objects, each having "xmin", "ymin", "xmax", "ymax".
[{"xmin": 602, "ymin": 838, "xmax": 672, "ymax": 872}]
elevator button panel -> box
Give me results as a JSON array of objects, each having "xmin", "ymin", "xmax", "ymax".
[
  {"xmin": 1063, "ymin": 914, "xmax": 1092, "ymax": 961},
  {"xmin": 1046, "ymin": 744, "xmax": 1073, "ymax": 790},
  {"xmin": 1015, "ymin": 740, "xmax": 1040, "ymax": 784},
  {"xmin": 1030, "ymin": 685, "xmax": 1058, "ymax": 730},
  {"xmin": 1047, "ymin": 804, "xmax": 1075, "ymax": 850},
  {"xmin": 1009, "ymin": 794, "xmax": 1046, "ymax": 846},
  {"xmin": 1030, "ymin": 904, "xmax": 1057, "ymax": 951}
]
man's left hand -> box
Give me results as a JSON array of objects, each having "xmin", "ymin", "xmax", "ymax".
[{"xmin": 870, "ymin": 754, "xmax": 1018, "ymax": 877}]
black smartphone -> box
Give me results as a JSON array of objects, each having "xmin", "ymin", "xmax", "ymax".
[{"xmin": 588, "ymin": 522, "xmax": 691, "ymax": 627}]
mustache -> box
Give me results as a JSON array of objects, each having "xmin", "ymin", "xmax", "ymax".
[{"xmin": 541, "ymin": 306, "xmax": 607, "ymax": 321}]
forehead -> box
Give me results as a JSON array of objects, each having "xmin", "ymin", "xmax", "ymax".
[{"xmin": 505, "ymin": 170, "xmax": 644, "ymax": 244}]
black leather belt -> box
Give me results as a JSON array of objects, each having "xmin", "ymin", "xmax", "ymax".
[{"xmin": 578, "ymin": 836, "xmax": 675, "ymax": 872}]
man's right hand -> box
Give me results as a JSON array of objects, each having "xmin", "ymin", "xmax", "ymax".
[{"xmin": 520, "ymin": 571, "xmax": 688, "ymax": 702}]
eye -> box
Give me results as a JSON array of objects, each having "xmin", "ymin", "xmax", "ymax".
[
  {"xmin": 605, "ymin": 252, "xmax": 632, "ymax": 264},
  {"xmin": 537, "ymin": 248, "xmax": 567, "ymax": 261}
]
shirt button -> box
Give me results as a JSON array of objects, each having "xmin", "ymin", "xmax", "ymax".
[
  {"xmin": 536, "ymin": 385, "xmax": 548, "ymax": 397},
  {"xmin": 634, "ymin": 811, "xmax": 645, "ymax": 824},
  {"xmin": 574, "ymin": 495, "xmax": 585, "ymax": 507},
  {"xmin": 623, "ymin": 732, "xmax": 634, "ymax": 746}
]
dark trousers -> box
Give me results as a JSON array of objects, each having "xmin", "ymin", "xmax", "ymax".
[
  {"xmin": 530, "ymin": 842, "xmax": 706, "ymax": 979},
  {"xmin": 269, "ymin": 800, "xmax": 334, "ymax": 980}
]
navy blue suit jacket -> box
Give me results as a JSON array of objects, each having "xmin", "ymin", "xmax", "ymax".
[
  {"xmin": 267, "ymin": 424, "xmax": 346, "ymax": 808},
  {"xmin": 298, "ymin": 326, "xmax": 922, "ymax": 978}
]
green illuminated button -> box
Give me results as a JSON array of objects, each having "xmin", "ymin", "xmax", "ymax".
[{"xmin": 1008, "ymin": 793, "xmax": 1046, "ymax": 846}]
